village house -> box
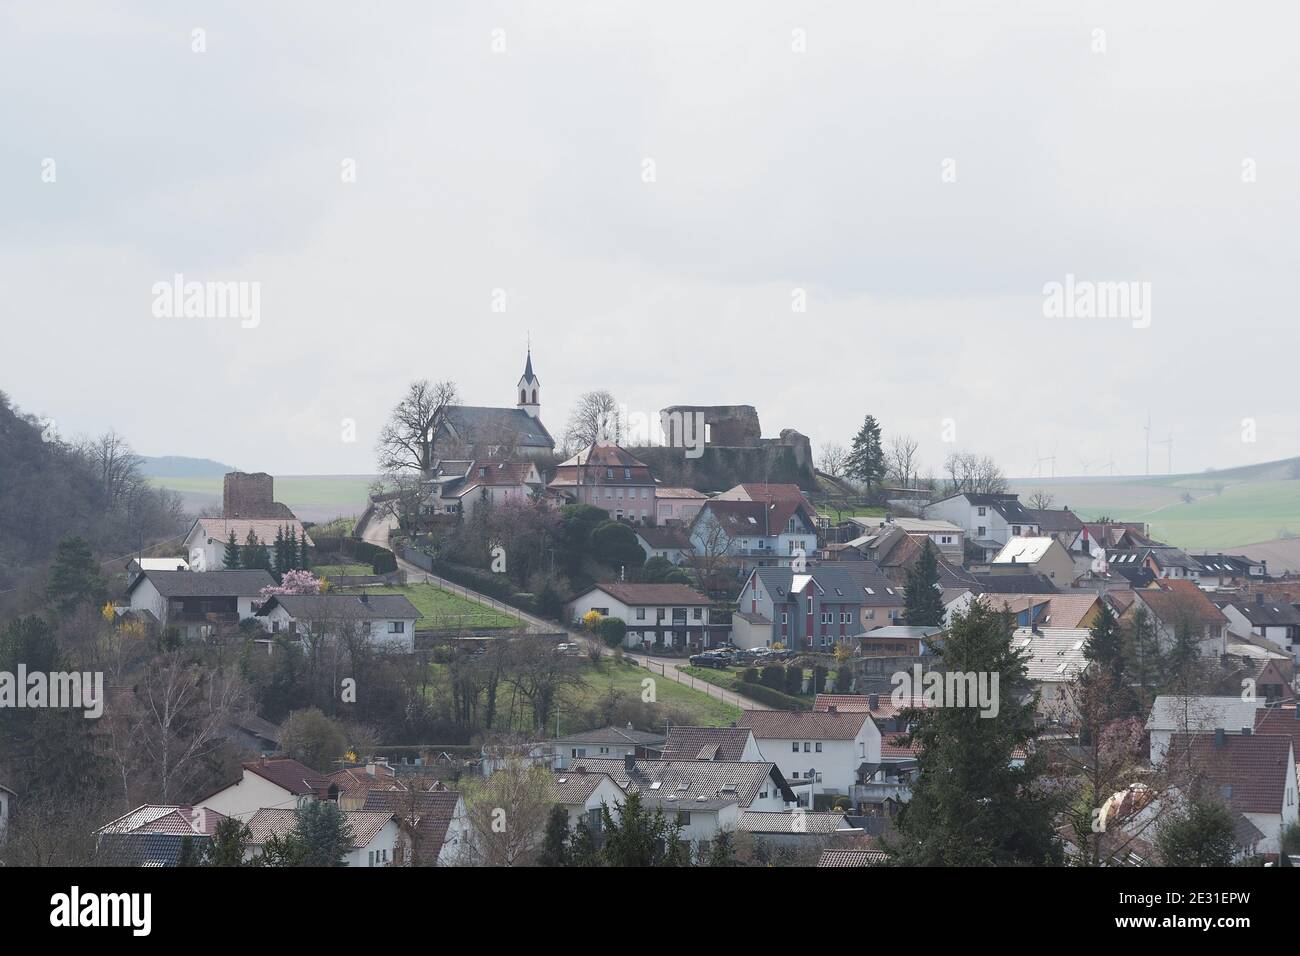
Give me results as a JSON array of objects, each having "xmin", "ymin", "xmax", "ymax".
[
  {"xmin": 1145, "ymin": 695, "xmax": 1265, "ymax": 764},
  {"xmin": 1026, "ymin": 507, "xmax": 1085, "ymax": 550},
  {"xmin": 1010, "ymin": 627, "xmax": 1091, "ymax": 724},
  {"xmin": 421, "ymin": 459, "xmax": 544, "ymax": 519},
  {"xmin": 196, "ymin": 758, "xmax": 335, "ymax": 822},
  {"xmin": 329, "ymin": 762, "xmax": 406, "ymax": 810},
  {"xmin": 735, "ymin": 809, "xmax": 861, "ymax": 850},
  {"xmin": 848, "ymin": 515, "xmax": 965, "ymax": 563},
  {"xmin": 732, "ymin": 564, "xmax": 902, "ymax": 652},
  {"xmin": 548, "ymin": 442, "xmax": 658, "ymax": 523},
  {"xmin": 549, "ymin": 770, "xmax": 627, "ymax": 836},
  {"xmin": 660, "ymin": 726, "xmax": 764, "ymax": 763},
  {"xmin": 548, "ymin": 725, "xmax": 668, "ymax": 769},
  {"xmin": 688, "ymin": 497, "xmax": 820, "ymax": 577},
  {"xmin": 566, "ymin": 582, "xmax": 723, "ymax": 649},
  {"xmin": 256, "ymin": 593, "xmax": 421, "ymax": 652},
  {"xmin": 988, "ymin": 536, "xmax": 1078, "ymax": 586},
  {"xmin": 126, "ymin": 568, "xmax": 276, "ymax": 639},
  {"xmin": 183, "ymin": 517, "xmax": 314, "ymax": 572},
  {"xmin": 432, "ymin": 351, "xmax": 556, "ymax": 462},
  {"xmin": 1194, "ymin": 553, "xmax": 1269, "ymax": 589},
  {"xmin": 634, "ymin": 524, "xmax": 693, "ymax": 565},
  {"xmin": 856, "ymin": 625, "xmax": 940, "ymax": 656},
  {"xmin": 655, "ymin": 486, "xmax": 709, "ymax": 526},
  {"xmin": 926, "ymin": 492, "xmax": 1041, "ymax": 557},
  {"xmin": 567, "ymin": 753, "xmax": 797, "ymax": 814},
  {"xmin": 361, "ymin": 789, "xmax": 470, "ymax": 866},
  {"xmin": 244, "ymin": 807, "xmax": 400, "ymax": 867},
  {"xmin": 1127, "ymin": 580, "xmax": 1230, "ymax": 658},
  {"xmin": 1164, "ymin": 731, "xmax": 1298, "ymax": 856},
  {"xmin": 1214, "ymin": 592, "xmax": 1300, "ymax": 661},
  {"xmin": 737, "ymin": 709, "xmax": 882, "ymax": 802}
]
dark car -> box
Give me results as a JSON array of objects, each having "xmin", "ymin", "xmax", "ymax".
[{"xmin": 689, "ymin": 653, "xmax": 729, "ymax": 669}]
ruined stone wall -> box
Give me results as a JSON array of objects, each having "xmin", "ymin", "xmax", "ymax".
[{"xmin": 222, "ymin": 472, "xmax": 292, "ymax": 518}]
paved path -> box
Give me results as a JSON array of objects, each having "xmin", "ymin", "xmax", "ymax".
[{"xmin": 361, "ymin": 511, "xmax": 768, "ymax": 710}]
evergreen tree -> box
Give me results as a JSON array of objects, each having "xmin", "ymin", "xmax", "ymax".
[
  {"xmin": 598, "ymin": 792, "xmax": 685, "ymax": 866},
  {"xmin": 207, "ymin": 817, "xmax": 252, "ymax": 867},
  {"xmin": 1084, "ymin": 600, "xmax": 1125, "ymax": 684},
  {"xmin": 286, "ymin": 527, "xmax": 299, "ymax": 571},
  {"xmin": 273, "ymin": 525, "xmax": 288, "ymax": 575},
  {"xmin": 538, "ymin": 804, "xmax": 571, "ymax": 867},
  {"xmin": 885, "ymin": 601, "xmax": 1062, "ymax": 865},
  {"xmin": 1124, "ymin": 607, "xmax": 1162, "ymax": 710},
  {"xmin": 1157, "ymin": 797, "xmax": 1236, "ymax": 867},
  {"xmin": 290, "ymin": 800, "xmax": 355, "ymax": 866},
  {"xmin": 844, "ymin": 415, "xmax": 886, "ymax": 490},
  {"xmin": 46, "ymin": 536, "xmax": 107, "ymax": 612},
  {"xmin": 706, "ymin": 829, "xmax": 738, "ymax": 867},
  {"xmin": 903, "ymin": 541, "xmax": 945, "ymax": 627},
  {"xmin": 567, "ymin": 821, "xmax": 600, "ymax": 867},
  {"xmin": 243, "ymin": 530, "xmax": 269, "ymax": 571},
  {"xmin": 223, "ymin": 530, "xmax": 242, "ymax": 570},
  {"xmin": 300, "ymin": 531, "xmax": 310, "ymax": 570}
]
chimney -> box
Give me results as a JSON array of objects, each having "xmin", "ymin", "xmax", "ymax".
[
  {"xmin": 868, "ymin": 694, "xmax": 880, "ymax": 710},
  {"xmin": 1213, "ymin": 728, "xmax": 1226, "ymax": 747},
  {"xmin": 624, "ymin": 752, "xmax": 636, "ymax": 773}
]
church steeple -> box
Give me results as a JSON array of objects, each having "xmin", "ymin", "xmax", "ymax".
[{"xmin": 517, "ymin": 344, "xmax": 540, "ymax": 419}]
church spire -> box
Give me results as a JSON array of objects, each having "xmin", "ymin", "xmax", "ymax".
[{"xmin": 517, "ymin": 342, "xmax": 540, "ymax": 418}]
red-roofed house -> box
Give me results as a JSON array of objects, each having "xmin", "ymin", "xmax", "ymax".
[
  {"xmin": 196, "ymin": 758, "xmax": 335, "ymax": 822},
  {"xmin": 1128, "ymin": 580, "xmax": 1229, "ymax": 658},
  {"xmin": 548, "ymin": 442, "xmax": 657, "ymax": 523}
]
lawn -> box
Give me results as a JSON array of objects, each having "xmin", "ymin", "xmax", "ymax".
[
  {"xmin": 313, "ymin": 563, "xmax": 373, "ymax": 577},
  {"xmin": 813, "ymin": 503, "xmax": 887, "ymax": 521},
  {"xmin": 361, "ymin": 583, "xmax": 523, "ymax": 630},
  {"xmin": 681, "ymin": 664, "xmax": 846, "ymax": 700},
  {"xmin": 559, "ymin": 658, "xmax": 740, "ymax": 731}
]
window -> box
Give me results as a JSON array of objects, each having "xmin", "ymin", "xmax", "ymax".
[
  {"xmin": 815, "ymin": 742, "xmax": 822, "ymax": 752},
  {"xmin": 605, "ymin": 468, "xmax": 613, "ymax": 479},
  {"xmin": 803, "ymin": 742, "xmax": 811, "ymax": 752},
  {"xmin": 388, "ymin": 621, "xmax": 405, "ymax": 634},
  {"xmin": 792, "ymin": 741, "xmax": 799, "ymax": 752},
  {"xmin": 791, "ymin": 771, "xmax": 799, "ymax": 779},
  {"xmin": 636, "ymin": 607, "xmax": 646, "ymax": 620},
  {"xmin": 657, "ymin": 608, "xmax": 666, "ymax": 621},
  {"xmin": 624, "ymin": 468, "xmax": 631, "ymax": 479},
  {"xmin": 977, "ymin": 506, "xmax": 986, "ymax": 516},
  {"xmin": 1012, "ymin": 525, "xmax": 1021, "ymax": 536},
  {"xmin": 572, "ymin": 748, "xmax": 586, "ymax": 757},
  {"xmin": 693, "ymin": 607, "xmax": 702, "ymax": 620},
  {"xmin": 676, "ymin": 812, "xmax": 691, "ymax": 825},
  {"xmin": 977, "ymin": 526, "xmax": 987, "ymax": 537},
  {"xmin": 781, "ymin": 611, "xmax": 788, "ymax": 624},
  {"xmin": 368, "ymin": 850, "xmax": 375, "ymax": 867}
]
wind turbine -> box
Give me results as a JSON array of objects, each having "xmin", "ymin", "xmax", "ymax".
[
  {"xmin": 1103, "ymin": 452, "xmax": 1118, "ymax": 476},
  {"xmin": 1153, "ymin": 435, "xmax": 1173, "ymax": 475}
]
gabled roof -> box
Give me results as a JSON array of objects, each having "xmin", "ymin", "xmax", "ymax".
[
  {"xmin": 933, "ymin": 492, "xmax": 1037, "ymax": 524},
  {"xmin": 361, "ymin": 789, "xmax": 462, "ymax": 862},
  {"xmin": 751, "ymin": 563, "xmax": 902, "ymax": 607},
  {"xmin": 992, "ymin": 536, "xmax": 1064, "ymax": 565},
  {"xmin": 1027, "ymin": 509, "xmax": 1084, "ymax": 534},
  {"xmin": 97, "ymin": 805, "xmax": 229, "ymax": 837},
  {"xmin": 442, "ymin": 405, "xmax": 554, "ymax": 450},
  {"xmin": 715, "ymin": 483, "xmax": 808, "ymax": 503},
  {"xmin": 1217, "ymin": 596, "xmax": 1300, "ymax": 628},
  {"xmin": 241, "ymin": 758, "xmax": 333, "ymax": 797},
  {"xmin": 189, "ymin": 517, "xmax": 314, "ymax": 547},
  {"xmin": 245, "ymin": 807, "xmax": 395, "ymax": 849},
  {"xmin": 739, "ymin": 709, "xmax": 872, "ymax": 741},
  {"xmin": 549, "ymin": 725, "xmax": 667, "ymax": 747},
  {"xmin": 1146, "ymin": 696, "xmax": 1263, "ymax": 733},
  {"xmin": 661, "ymin": 726, "xmax": 755, "ymax": 762},
  {"xmin": 127, "ymin": 568, "xmax": 276, "ymax": 598},
  {"xmin": 583, "ymin": 582, "xmax": 711, "ymax": 607},
  {"xmin": 329, "ymin": 765, "xmax": 406, "ymax": 795},
  {"xmin": 1010, "ymin": 627, "xmax": 1091, "ymax": 683},
  {"xmin": 636, "ymin": 526, "xmax": 692, "ymax": 550},
  {"xmin": 256, "ymin": 593, "xmax": 421, "ymax": 621},
  {"xmin": 1134, "ymin": 581, "xmax": 1229, "ymax": 629},
  {"xmin": 812, "ymin": 694, "xmax": 934, "ymax": 718},
  {"xmin": 818, "ymin": 848, "xmax": 888, "ymax": 867},
  {"xmin": 1165, "ymin": 733, "xmax": 1294, "ymax": 815},
  {"xmin": 695, "ymin": 498, "xmax": 817, "ymax": 539},
  {"xmin": 94, "ymin": 832, "xmax": 208, "ymax": 868},
  {"xmin": 655, "ymin": 487, "xmax": 710, "ymax": 499},
  {"xmin": 550, "ymin": 770, "xmax": 619, "ymax": 804},
  {"xmin": 556, "ymin": 442, "xmax": 650, "ymax": 470},
  {"xmin": 972, "ymin": 573, "xmax": 1058, "ymax": 594},
  {"xmin": 738, "ymin": 811, "xmax": 852, "ymax": 835},
  {"xmin": 566, "ymin": 757, "xmax": 796, "ymax": 806}
]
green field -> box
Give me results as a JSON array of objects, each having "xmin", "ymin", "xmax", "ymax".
[
  {"xmin": 563, "ymin": 659, "xmax": 740, "ymax": 729},
  {"xmin": 1010, "ymin": 471, "xmax": 1300, "ymax": 550},
  {"xmin": 360, "ymin": 583, "xmax": 522, "ymax": 630}
]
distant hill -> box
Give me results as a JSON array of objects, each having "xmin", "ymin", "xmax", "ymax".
[{"xmin": 137, "ymin": 455, "xmax": 235, "ymax": 477}]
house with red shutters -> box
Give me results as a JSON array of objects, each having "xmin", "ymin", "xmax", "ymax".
[
  {"xmin": 548, "ymin": 442, "xmax": 658, "ymax": 524},
  {"xmin": 733, "ymin": 563, "xmax": 901, "ymax": 651}
]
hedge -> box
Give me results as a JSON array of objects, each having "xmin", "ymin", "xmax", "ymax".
[{"xmin": 734, "ymin": 682, "xmax": 809, "ymax": 711}]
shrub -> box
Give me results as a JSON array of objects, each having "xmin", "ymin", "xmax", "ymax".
[
  {"xmin": 734, "ymin": 682, "xmax": 809, "ymax": 710},
  {"xmin": 372, "ymin": 551, "xmax": 397, "ymax": 575},
  {"xmin": 595, "ymin": 616, "xmax": 627, "ymax": 648},
  {"xmin": 811, "ymin": 665, "xmax": 828, "ymax": 694},
  {"xmin": 761, "ymin": 665, "xmax": 784, "ymax": 690},
  {"xmin": 784, "ymin": 666, "xmax": 804, "ymax": 696},
  {"xmin": 742, "ymin": 667, "xmax": 759, "ymax": 684}
]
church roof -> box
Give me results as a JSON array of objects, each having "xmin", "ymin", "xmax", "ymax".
[
  {"xmin": 441, "ymin": 406, "xmax": 554, "ymax": 450},
  {"xmin": 522, "ymin": 349, "xmax": 536, "ymax": 383}
]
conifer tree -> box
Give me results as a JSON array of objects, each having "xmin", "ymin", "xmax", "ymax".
[
  {"xmin": 845, "ymin": 414, "xmax": 886, "ymax": 490},
  {"xmin": 903, "ymin": 541, "xmax": 945, "ymax": 627},
  {"xmin": 223, "ymin": 530, "xmax": 242, "ymax": 569}
]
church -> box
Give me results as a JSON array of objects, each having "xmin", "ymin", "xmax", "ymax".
[{"xmin": 432, "ymin": 350, "xmax": 556, "ymax": 462}]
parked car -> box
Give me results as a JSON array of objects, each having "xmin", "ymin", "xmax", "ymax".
[{"xmin": 689, "ymin": 652, "xmax": 729, "ymax": 669}]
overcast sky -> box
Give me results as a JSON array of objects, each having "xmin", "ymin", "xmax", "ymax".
[{"xmin": 3, "ymin": 1, "xmax": 1297, "ymax": 479}]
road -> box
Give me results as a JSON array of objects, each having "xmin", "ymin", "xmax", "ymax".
[{"xmin": 360, "ymin": 510, "xmax": 768, "ymax": 710}]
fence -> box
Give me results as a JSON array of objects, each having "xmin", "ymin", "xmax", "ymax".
[{"xmin": 634, "ymin": 657, "xmax": 757, "ymax": 709}]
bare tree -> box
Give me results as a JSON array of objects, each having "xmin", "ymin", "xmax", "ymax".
[
  {"xmin": 458, "ymin": 757, "xmax": 555, "ymax": 866},
  {"xmin": 817, "ymin": 442, "xmax": 849, "ymax": 478},
  {"xmin": 943, "ymin": 451, "xmax": 1008, "ymax": 495},
  {"xmin": 684, "ymin": 512, "xmax": 731, "ymax": 591},
  {"xmin": 375, "ymin": 379, "xmax": 461, "ymax": 477},
  {"xmin": 1026, "ymin": 490, "xmax": 1055, "ymax": 511},
  {"xmin": 502, "ymin": 637, "xmax": 586, "ymax": 733},
  {"xmin": 134, "ymin": 653, "xmax": 248, "ymax": 803},
  {"xmin": 564, "ymin": 390, "xmax": 621, "ymax": 450},
  {"xmin": 885, "ymin": 434, "xmax": 920, "ymax": 489},
  {"xmin": 78, "ymin": 431, "xmax": 143, "ymax": 509}
]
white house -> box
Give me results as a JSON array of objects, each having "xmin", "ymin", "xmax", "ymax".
[
  {"xmin": 634, "ymin": 525, "xmax": 693, "ymax": 565},
  {"xmin": 1128, "ymin": 583, "xmax": 1230, "ymax": 660},
  {"xmin": 1214, "ymin": 593, "xmax": 1300, "ymax": 660},
  {"xmin": 688, "ymin": 497, "xmax": 820, "ymax": 576},
  {"xmin": 990, "ymin": 536, "xmax": 1078, "ymax": 586},
  {"xmin": 566, "ymin": 582, "xmax": 723, "ymax": 649},
  {"xmin": 422, "ymin": 459, "xmax": 545, "ymax": 519},
  {"xmin": 126, "ymin": 569, "xmax": 276, "ymax": 639},
  {"xmin": 850, "ymin": 516, "xmax": 964, "ymax": 562},
  {"xmin": 361, "ymin": 789, "xmax": 470, "ymax": 866},
  {"xmin": 196, "ymin": 758, "xmax": 334, "ymax": 822},
  {"xmin": 926, "ymin": 493, "xmax": 1040, "ymax": 553},
  {"xmin": 567, "ymin": 754, "xmax": 797, "ymax": 813},
  {"xmin": 549, "ymin": 725, "xmax": 667, "ymax": 769},
  {"xmin": 244, "ymin": 807, "xmax": 401, "ymax": 867},
  {"xmin": 182, "ymin": 517, "xmax": 313, "ymax": 572},
  {"xmin": 550, "ymin": 770, "xmax": 628, "ymax": 834},
  {"xmin": 1145, "ymin": 696, "xmax": 1265, "ymax": 765},
  {"xmin": 255, "ymin": 593, "xmax": 421, "ymax": 652},
  {"xmin": 660, "ymin": 726, "xmax": 764, "ymax": 763},
  {"xmin": 737, "ymin": 709, "xmax": 881, "ymax": 800}
]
